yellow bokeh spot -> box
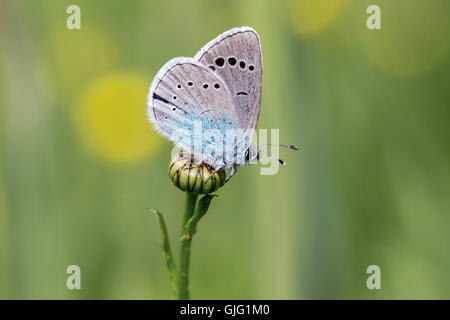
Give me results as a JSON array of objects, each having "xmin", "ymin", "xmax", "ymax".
[
  {"xmin": 361, "ymin": 0, "xmax": 450, "ymax": 77},
  {"xmin": 76, "ymin": 73, "xmax": 163, "ymax": 165},
  {"xmin": 289, "ymin": 0, "xmax": 350, "ymax": 36}
]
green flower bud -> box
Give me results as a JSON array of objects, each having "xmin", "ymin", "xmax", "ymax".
[{"xmin": 168, "ymin": 155, "xmax": 226, "ymax": 194}]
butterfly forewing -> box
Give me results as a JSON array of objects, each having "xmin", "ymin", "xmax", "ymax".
[{"xmin": 194, "ymin": 27, "xmax": 262, "ymax": 145}]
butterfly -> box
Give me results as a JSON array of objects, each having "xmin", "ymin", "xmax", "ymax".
[{"xmin": 147, "ymin": 27, "xmax": 296, "ymax": 182}]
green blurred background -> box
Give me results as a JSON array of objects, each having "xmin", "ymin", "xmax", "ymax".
[{"xmin": 0, "ymin": 0, "xmax": 449, "ymax": 299}]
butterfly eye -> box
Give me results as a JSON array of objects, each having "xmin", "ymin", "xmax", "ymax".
[
  {"xmin": 249, "ymin": 65, "xmax": 255, "ymax": 71},
  {"xmin": 228, "ymin": 57, "xmax": 237, "ymax": 66},
  {"xmin": 215, "ymin": 57, "xmax": 225, "ymax": 67},
  {"xmin": 239, "ymin": 60, "xmax": 246, "ymax": 69}
]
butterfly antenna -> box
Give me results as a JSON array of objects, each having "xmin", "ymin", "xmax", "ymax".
[{"xmin": 256, "ymin": 143, "xmax": 299, "ymax": 150}]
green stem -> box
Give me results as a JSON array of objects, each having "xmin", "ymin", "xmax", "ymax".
[
  {"xmin": 154, "ymin": 193, "xmax": 215, "ymax": 300},
  {"xmin": 176, "ymin": 192, "xmax": 198, "ymax": 300}
]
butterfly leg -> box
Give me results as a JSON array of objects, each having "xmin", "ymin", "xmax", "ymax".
[
  {"xmin": 225, "ymin": 165, "xmax": 236, "ymax": 183},
  {"xmin": 205, "ymin": 165, "xmax": 224, "ymax": 183},
  {"xmin": 191, "ymin": 161, "xmax": 203, "ymax": 168},
  {"xmin": 191, "ymin": 156, "xmax": 208, "ymax": 168}
]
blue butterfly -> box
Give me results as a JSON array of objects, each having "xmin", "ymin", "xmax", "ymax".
[{"xmin": 147, "ymin": 27, "xmax": 296, "ymax": 182}]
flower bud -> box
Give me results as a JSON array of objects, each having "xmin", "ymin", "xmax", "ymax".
[{"xmin": 168, "ymin": 155, "xmax": 225, "ymax": 194}]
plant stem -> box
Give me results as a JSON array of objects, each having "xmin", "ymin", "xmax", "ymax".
[
  {"xmin": 176, "ymin": 192, "xmax": 198, "ymax": 299},
  {"xmin": 154, "ymin": 193, "xmax": 215, "ymax": 299}
]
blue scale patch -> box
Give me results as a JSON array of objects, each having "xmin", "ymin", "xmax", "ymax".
[{"xmin": 166, "ymin": 105, "xmax": 248, "ymax": 164}]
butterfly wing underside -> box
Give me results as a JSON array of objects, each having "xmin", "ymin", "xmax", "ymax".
[
  {"xmin": 194, "ymin": 26, "xmax": 263, "ymax": 147},
  {"xmin": 147, "ymin": 57, "xmax": 237, "ymax": 162}
]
